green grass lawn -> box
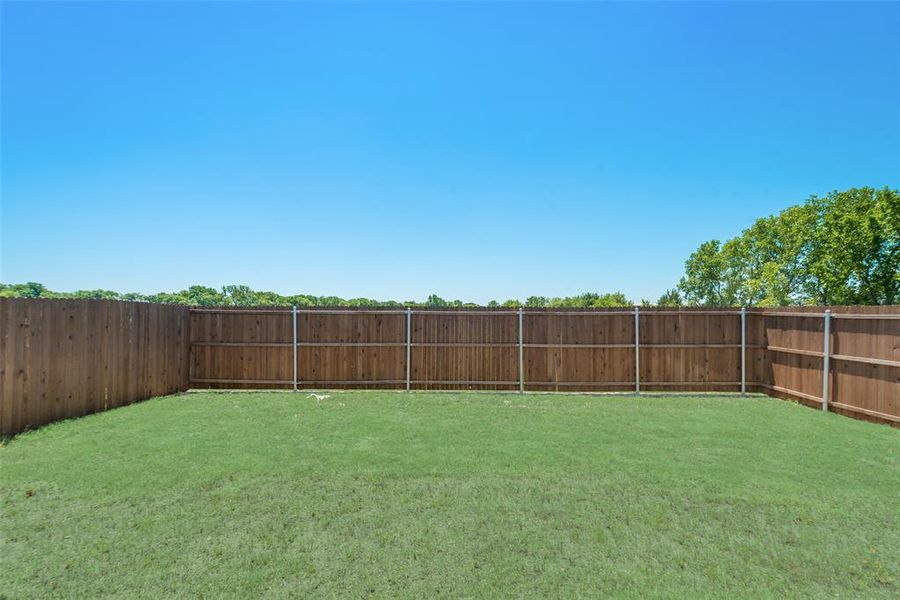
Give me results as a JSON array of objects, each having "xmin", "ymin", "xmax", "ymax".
[{"xmin": 1, "ymin": 391, "xmax": 898, "ymax": 598}]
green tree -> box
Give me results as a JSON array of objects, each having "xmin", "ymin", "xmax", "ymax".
[
  {"xmin": 546, "ymin": 292, "xmax": 631, "ymax": 308},
  {"xmin": 0, "ymin": 282, "xmax": 49, "ymax": 298},
  {"xmin": 525, "ymin": 296, "xmax": 549, "ymax": 307},
  {"xmin": 656, "ymin": 289, "xmax": 682, "ymax": 306},
  {"xmin": 678, "ymin": 241, "xmax": 730, "ymax": 305},
  {"xmin": 425, "ymin": 294, "xmax": 448, "ymax": 307},
  {"xmin": 586, "ymin": 292, "xmax": 631, "ymax": 307},
  {"xmin": 676, "ymin": 187, "xmax": 899, "ymax": 306},
  {"xmin": 807, "ymin": 187, "xmax": 900, "ymax": 304},
  {"xmin": 221, "ymin": 285, "xmax": 261, "ymax": 306},
  {"xmin": 176, "ymin": 286, "xmax": 226, "ymax": 306},
  {"xmin": 70, "ymin": 289, "xmax": 122, "ymax": 300}
]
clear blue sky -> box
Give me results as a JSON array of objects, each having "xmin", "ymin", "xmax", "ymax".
[{"xmin": 2, "ymin": 1, "xmax": 898, "ymax": 303}]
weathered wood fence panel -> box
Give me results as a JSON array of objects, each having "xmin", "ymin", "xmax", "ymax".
[{"xmin": 0, "ymin": 298, "xmax": 190, "ymax": 435}]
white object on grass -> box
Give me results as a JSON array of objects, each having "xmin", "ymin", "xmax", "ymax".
[{"xmin": 307, "ymin": 393, "xmax": 331, "ymax": 404}]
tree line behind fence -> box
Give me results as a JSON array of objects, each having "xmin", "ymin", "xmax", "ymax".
[{"xmin": 1, "ymin": 298, "xmax": 897, "ymax": 435}]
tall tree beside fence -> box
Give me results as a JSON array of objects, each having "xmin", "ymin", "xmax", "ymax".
[{"xmin": 678, "ymin": 187, "xmax": 900, "ymax": 306}]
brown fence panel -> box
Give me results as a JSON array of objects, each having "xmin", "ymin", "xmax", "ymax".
[
  {"xmin": 412, "ymin": 310, "xmax": 519, "ymax": 390},
  {"xmin": 639, "ymin": 309, "xmax": 743, "ymax": 392},
  {"xmin": 524, "ymin": 309, "xmax": 634, "ymax": 392},
  {"xmin": 750, "ymin": 306, "xmax": 899, "ymax": 425},
  {"xmin": 0, "ymin": 298, "xmax": 190, "ymax": 436},
  {"xmin": 300, "ymin": 310, "xmax": 406, "ymax": 389},
  {"xmin": 752, "ymin": 310, "xmax": 827, "ymax": 408},
  {"xmin": 188, "ymin": 308, "xmax": 408, "ymax": 389},
  {"xmin": 831, "ymin": 312, "xmax": 899, "ymax": 422},
  {"xmin": 189, "ymin": 308, "xmax": 293, "ymax": 389}
]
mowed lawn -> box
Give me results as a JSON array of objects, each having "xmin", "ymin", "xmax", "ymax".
[{"xmin": 1, "ymin": 392, "xmax": 898, "ymax": 598}]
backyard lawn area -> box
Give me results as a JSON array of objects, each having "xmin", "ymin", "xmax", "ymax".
[{"xmin": 1, "ymin": 391, "xmax": 898, "ymax": 597}]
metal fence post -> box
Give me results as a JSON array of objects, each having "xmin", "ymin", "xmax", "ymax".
[
  {"xmin": 518, "ymin": 307, "xmax": 525, "ymax": 393},
  {"xmin": 822, "ymin": 309, "xmax": 831, "ymax": 411},
  {"xmin": 634, "ymin": 306, "xmax": 640, "ymax": 394},
  {"xmin": 291, "ymin": 305, "xmax": 298, "ymax": 391},
  {"xmin": 740, "ymin": 307, "xmax": 746, "ymax": 396},
  {"xmin": 406, "ymin": 307, "xmax": 412, "ymax": 392}
]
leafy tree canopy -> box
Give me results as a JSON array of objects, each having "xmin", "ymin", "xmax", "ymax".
[{"xmin": 677, "ymin": 187, "xmax": 898, "ymax": 306}]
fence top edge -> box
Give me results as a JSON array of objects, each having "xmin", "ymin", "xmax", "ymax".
[
  {"xmin": 184, "ymin": 306, "xmax": 900, "ymax": 319},
  {"xmin": 750, "ymin": 311, "xmax": 900, "ymax": 320},
  {"xmin": 189, "ymin": 308, "xmax": 293, "ymax": 314},
  {"xmin": 0, "ymin": 297, "xmax": 190, "ymax": 309},
  {"xmin": 828, "ymin": 313, "xmax": 900, "ymax": 320},
  {"xmin": 4, "ymin": 298, "xmax": 896, "ymax": 316}
]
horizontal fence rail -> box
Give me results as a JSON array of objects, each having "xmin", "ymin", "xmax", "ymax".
[{"xmin": 2, "ymin": 300, "xmax": 897, "ymax": 435}]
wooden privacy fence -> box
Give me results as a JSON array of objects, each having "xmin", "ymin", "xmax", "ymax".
[
  {"xmin": 189, "ymin": 305, "xmax": 899, "ymax": 425},
  {"xmin": 751, "ymin": 306, "xmax": 899, "ymax": 424},
  {"xmin": 190, "ymin": 307, "xmax": 749, "ymax": 392},
  {"xmin": 1, "ymin": 299, "xmax": 897, "ymax": 434},
  {"xmin": 0, "ymin": 298, "xmax": 190, "ymax": 436}
]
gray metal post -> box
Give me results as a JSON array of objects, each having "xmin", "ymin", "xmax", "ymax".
[
  {"xmin": 740, "ymin": 307, "xmax": 746, "ymax": 396},
  {"xmin": 822, "ymin": 309, "xmax": 831, "ymax": 411},
  {"xmin": 405, "ymin": 307, "xmax": 412, "ymax": 392},
  {"xmin": 291, "ymin": 305, "xmax": 298, "ymax": 391},
  {"xmin": 518, "ymin": 307, "xmax": 525, "ymax": 393},
  {"xmin": 634, "ymin": 306, "xmax": 640, "ymax": 393}
]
